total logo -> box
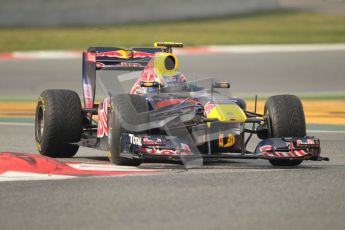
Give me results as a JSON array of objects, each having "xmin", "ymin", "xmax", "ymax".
[{"xmin": 129, "ymin": 134, "xmax": 142, "ymax": 146}]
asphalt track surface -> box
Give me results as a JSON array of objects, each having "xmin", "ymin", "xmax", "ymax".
[
  {"xmin": 1, "ymin": 50, "xmax": 345, "ymax": 98},
  {"xmin": 1, "ymin": 51, "xmax": 345, "ymax": 230}
]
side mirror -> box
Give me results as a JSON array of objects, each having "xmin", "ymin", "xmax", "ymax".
[
  {"xmin": 213, "ymin": 82, "xmax": 230, "ymax": 89},
  {"xmin": 140, "ymin": 81, "xmax": 160, "ymax": 88}
]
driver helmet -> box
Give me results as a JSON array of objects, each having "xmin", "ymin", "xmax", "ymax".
[{"xmin": 153, "ymin": 53, "xmax": 186, "ymax": 88}]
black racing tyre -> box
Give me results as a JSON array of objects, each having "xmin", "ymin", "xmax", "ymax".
[
  {"xmin": 35, "ymin": 89, "xmax": 83, "ymax": 158},
  {"xmin": 108, "ymin": 94, "xmax": 149, "ymax": 166},
  {"xmin": 264, "ymin": 95, "xmax": 306, "ymax": 166}
]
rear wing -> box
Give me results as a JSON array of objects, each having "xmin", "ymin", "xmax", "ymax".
[
  {"xmin": 82, "ymin": 43, "xmax": 183, "ymax": 113},
  {"xmin": 85, "ymin": 47, "xmax": 164, "ymax": 70},
  {"xmin": 82, "ymin": 47, "xmax": 164, "ymax": 112}
]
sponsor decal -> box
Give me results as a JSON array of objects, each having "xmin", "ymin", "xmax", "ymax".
[
  {"xmin": 118, "ymin": 62, "xmax": 142, "ymax": 68},
  {"xmin": 142, "ymin": 147, "xmax": 177, "ymax": 155},
  {"xmin": 260, "ymin": 150, "xmax": 307, "ymax": 158},
  {"xmin": 258, "ymin": 145, "xmax": 308, "ymax": 158},
  {"xmin": 86, "ymin": 52, "xmax": 96, "ymax": 62},
  {"xmin": 96, "ymin": 62, "xmax": 143, "ymax": 69},
  {"xmin": 296, "ymin": 139, "xmax": 315, "ymax": 146},
  {"xmin": 219, "ymin": 133, "xmax": 236, "ymax": 148},
  {"xmin": 97, "ymin": 97, "xmax": 110, "ymax": 138},
  {"xmin": 141, "ymin": 147, "xmax": 192, "ymax": 156},
  {"xmin": 96, "ymin": 50, "xmax": 155, "ymax": 59},
  {"xmin": 96, "ymin": 50, "xmax": 129, "ymax": 59},
  {"xmin": 132, "ymin": 51, "xmax": 155, "ymax": 58},
  {"xmin": 142, "ymin": 147, "xmax": 158, "ymax": 154},
  {"xmin": 83, "ymin": 81, "xmax": 94, "ymax": 109},
  {"xmin": 161, "ymin": 149, "xmax": 178, "ymax": 155},
  {"xmin": 129, "ymin": 134, "xmax": 142, "ymax": 146},
  {"xmin": 129, "ymin": 63, "xmax": 143, "ymax": 67},
  {"xmin": 308, "ymin": 139, "xmax": 316, "ymax": 144},
  {"xmin": 259, "ymin": 145, "xmax": 273, "ymax": 152},
  {"xmin": 142, "ymin": 136, "xmax": 165, "ymax": 146}
]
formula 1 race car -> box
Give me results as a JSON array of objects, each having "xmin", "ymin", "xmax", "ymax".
[{"xmin": 35, "ymin": 42, "xmax": 328, "ymax": 167}]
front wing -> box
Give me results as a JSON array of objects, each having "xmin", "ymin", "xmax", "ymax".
[{"xmin": 119, "ymin": 133, "xmax": 328, "ymax": 162}]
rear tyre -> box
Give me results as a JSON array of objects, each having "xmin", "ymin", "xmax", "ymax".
[
  {"xmin": 264, "ymin": 95, "xmax": 306, "ymax": 166},
  {"xmin": 108, "ymin": 94, "xmax": 149, "ymax": 166},
  {"xmin": 35, "ymin": 89, "xmax": 83, "ymax": 158}
]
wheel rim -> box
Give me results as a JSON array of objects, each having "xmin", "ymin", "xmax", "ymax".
[
  {"xmin": 108, "ymin": 109, "xmax": 113, "ymax": 148},
  {"xmin": 107, "ymin": 105, "xmax": 125, "ymax": 161},
  {"xmin": 36, "ymin": 106, "xmax": 44, "ymax": 141}
]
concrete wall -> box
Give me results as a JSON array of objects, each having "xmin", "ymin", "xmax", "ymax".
[{"xmin": 0, "ymin": 0, "xmax": 279, "ymax": 27}]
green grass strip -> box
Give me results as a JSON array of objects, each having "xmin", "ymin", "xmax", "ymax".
[{"xmin": 0, "ymin": 10, "xmax": 345, "ymax": 52}]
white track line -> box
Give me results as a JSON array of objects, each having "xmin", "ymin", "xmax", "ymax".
[
  {"xmin": 0, "ymin": 171, "xmax": 76, "ymax": 182},
  {"xmin": 67, "ymin": 163, "xmax": 157, "ymax": 172}
]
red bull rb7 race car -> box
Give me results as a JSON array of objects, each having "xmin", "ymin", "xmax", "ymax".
[{"xmin": 35, "ymin": 42, "xmax": 328, "ymax": 168}]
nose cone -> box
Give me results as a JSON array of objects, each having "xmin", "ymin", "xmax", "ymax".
[{"xmin": 206, "ymin": 103, "xmax": 247, "ymax": 123}]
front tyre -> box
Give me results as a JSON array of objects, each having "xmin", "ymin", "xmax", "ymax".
[
  {"xmin": 35, "ymin": 89, "xmax": 83, "ymax": 158},
  {"xmin": 108, "ymin": 94, "xmax": 149, "ymax": 166},
  {"xmin": 264, "ymin": 95, "xmax": 306, "ymax": 166}
]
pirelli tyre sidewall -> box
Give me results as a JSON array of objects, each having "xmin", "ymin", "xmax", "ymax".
[
  {"xmin": 35, "ymin": 89, "xmax": 82, "ymax": 158},
  {"xmin": 107, "ymin": 94, "xmax": 149, "ymax": 166},
  {"xmin": 264, "ymin": 95, "xmax": 306, "ymax": 166}
]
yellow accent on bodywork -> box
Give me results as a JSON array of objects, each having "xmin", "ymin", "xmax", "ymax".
[
  {"xmin": 116, "ymin": 49, "xmax": 131, "ymax": 59},
  {"xmin": 219, "ymin": 133, "xmax": 236, "ymax": 148},
  {"xmin": 141, "ymin": 82, "xmax": 154, "ymax": 87},
  {"xmin": 207, "ymin": 103, "xmax": 247, "ymax": 123}
]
